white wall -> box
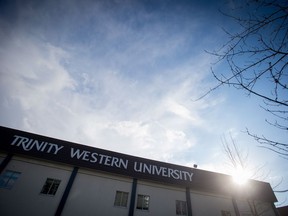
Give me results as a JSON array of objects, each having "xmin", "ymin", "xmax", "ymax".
[
  {"xmin": 236, "ymin": 199, "xmax": 276, "ymax": 216},
  {"xmin": 134, "ymin": 181, "xmax": 187, "ymax": 216},
  {"xmin": 190, "ymin": 191, "xmax": 236, "ymax": 216},
  {"xmin": 0, "ymin": 157, "xmax": 72, "ymax": 216},
  {"xmin": 0, "ymin": 156, "xmax": 276, "ymax": 216},
  {"xmin": 61, "ymin": 170, "xmax": 133, "ymax": 216},
  {"xmin": 61, "ymin": 172, "xmax": 189, "ymax": 216}
]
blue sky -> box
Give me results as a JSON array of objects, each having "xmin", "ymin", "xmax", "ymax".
[{"xmin": 0, "ymin": 0, "xmax": 287, "ymax": 205}]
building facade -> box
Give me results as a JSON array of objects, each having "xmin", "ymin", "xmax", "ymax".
[{"xmin": 0, "ymin": 126, "xmax": 278, "ymax": 216}]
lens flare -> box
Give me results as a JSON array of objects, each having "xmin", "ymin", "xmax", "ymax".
[{"xmin": 232, "ymin": 167, "xmax": 249, "ymax": 185}]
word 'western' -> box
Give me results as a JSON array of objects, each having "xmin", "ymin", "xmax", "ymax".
[{"xmin": 70, "ymin": 148, "xmax": 128, "ymax": 169}]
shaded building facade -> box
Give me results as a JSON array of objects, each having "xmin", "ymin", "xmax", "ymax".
[{"xmin": 0, "ymin": 126, "xmax": 278, "ymax": 216}]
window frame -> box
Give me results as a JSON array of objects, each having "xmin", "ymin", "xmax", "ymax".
[
  {"xmin": 114, "ymin": 190, "xmax": 129, "ymax": 207},
  {"xmin": 0, "ymin": 170, "xmax": 21, "ymax": 189},
  {"xmin": 40, "ymin": 178, "xmax": 61, "ymax": 196},
  {"xmin": 176, "ymin": 200, "xmax": 187, "ymax": 215},
  {"xmin": 136, "ymin": 194, "xmax": 150, "ymax": 211}
]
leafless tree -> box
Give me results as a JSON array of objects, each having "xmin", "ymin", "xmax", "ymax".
[
  {"xmin": 222, "ymin": 134, "xmax": 284, "ymax": 214},
  {"xmin": 222, "ymin": 134, "xmax": 268, "ymax": 182},
  {"xmin": 205, "ymin": 0, "xmax": 288, "ymax": 158}
]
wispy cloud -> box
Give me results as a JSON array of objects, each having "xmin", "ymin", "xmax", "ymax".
[
  {"xmin": 1, "ymin": 0, "xmax": 287, "ymax": 205},
  {"xmin": 0, "ymin": 34, "xmax": 216, "ymax": 165},
  {"xmin": 0, "ymin": 0, "xmax": 243, "ymax": 166}
]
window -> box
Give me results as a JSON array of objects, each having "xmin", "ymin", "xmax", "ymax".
[
  {"xmin": 176, "ymin": 200, "xmax": 187, "ymax": 215},
  {"xmin": 136, "ymin": 194, "xmax": 150, "ymax": 210},
  {"xmin": 221, "ymin": 210, "xmax": 232, "ymax": 216},
  {"xmin": 40, "ymin": 178, "xmax": 61, "ymax": 195},
  {"xmin": 114, "ymin": 191, "xmax": 129, "ymax": 207},
  {"xmin": 0, "ymin": 170, "xmax": 21, "ymax": 189}
]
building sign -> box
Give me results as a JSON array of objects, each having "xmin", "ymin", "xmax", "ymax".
[
  {"xmin": 0, "ymin": 126, "xmax": 278, "ymax": 202},
  {"xmin": 0, "ymin": 126, "xmax": 194, "ymax": 185}
]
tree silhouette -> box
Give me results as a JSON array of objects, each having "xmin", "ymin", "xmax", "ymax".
[
  {"xmin": 206, "ymin": 0, "xmax": 288, "ymax": 159},
  {"xmin": 222, "ymin": 134, "xmax": 285, "ymax": 213}
]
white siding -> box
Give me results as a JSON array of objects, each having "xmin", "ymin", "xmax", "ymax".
[
  {"xmin": 190, "ymin": 191, "xmax": 236, "ymax": 216},
  {"xmin": 236, "ymin": 199, "xmax": 276, "ymax": 216},
  {"xmin": 61, "ymin": 170, "xmax": 133, "ymax": 216},
  {"xmin": 0, "ymin": 156, "xmax": 277, "ymax": 216},
  {"xmin": 0, "ymin": 157, "xmax": 72, "ymax": 216},
  {"xmin": 134, "ymin": 181, "xmax": 186, "ymax": 216}
]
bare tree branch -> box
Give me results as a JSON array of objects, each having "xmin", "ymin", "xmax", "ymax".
[
  {"xmin": 221, "ymin": 134, "xmax": 286, "ymax": 214},
  {"xmin": 202, "ymin": 0, "xmax": 288, "ymax": 158}
]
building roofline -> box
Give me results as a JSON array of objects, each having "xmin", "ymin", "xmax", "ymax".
[{"xmin": 0, "ymin": 126, "xmax": 277, "ymax": 202}]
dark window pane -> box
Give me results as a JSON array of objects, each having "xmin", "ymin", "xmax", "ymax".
[
  {"xmin": 114, "ymin": 191, "xmax": 129, "ymax": 207},
  {"xmin": 0, "ymin": 170, "xmax": 21, "ymax": 189},
  {"xmin": 40, "ymin": 178, "xmax": 61, "ymax": 195},
  {"xmin": 137, "ymin": 195, "xmax": 149, "ymax": 210}
]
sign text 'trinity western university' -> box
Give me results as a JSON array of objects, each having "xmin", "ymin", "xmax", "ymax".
[{"xmin": 10, "ymin": 135, "xmax": 194, "ymax": 182}]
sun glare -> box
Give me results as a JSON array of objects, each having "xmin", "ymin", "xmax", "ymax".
[{"xmin": 232, "ymin": 168, "xmax": 249, "ymax": 185}]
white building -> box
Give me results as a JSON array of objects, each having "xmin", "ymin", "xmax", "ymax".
[{"xmin": 0, "ymin": 126, "xmax": 278, "ymax": 216}]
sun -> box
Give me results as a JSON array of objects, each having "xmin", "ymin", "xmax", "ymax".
[{"xmin": 232, "ymin": 167, "xmax": 249, "ymax": 185}]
